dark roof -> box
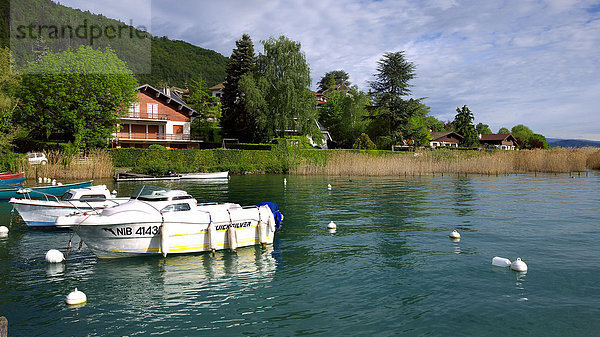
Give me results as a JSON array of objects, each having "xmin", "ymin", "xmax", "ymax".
[
  {"xmin": 431, "ymin": 131, "xmax": 463, "ymax": 141},
  {"xmin": 479, "ymin": 134, "xmax": 517, "ymax": 142},
  {"xmin": 137, "ymin": 84, "xmax": 198, "ymax": 117}
]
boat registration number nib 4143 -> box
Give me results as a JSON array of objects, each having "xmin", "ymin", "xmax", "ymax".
[
  {"xmin": 55, "ymin": 185, "xmax": 283, "ymax": 258},
  {"xmin": 103, "ymin": 226, "xmax": 160, "ymax": 236}
]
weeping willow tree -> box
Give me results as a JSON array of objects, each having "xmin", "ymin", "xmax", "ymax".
[{"xmin": 238, "ymin": 35, "xmax": 320, "ymax": 143}]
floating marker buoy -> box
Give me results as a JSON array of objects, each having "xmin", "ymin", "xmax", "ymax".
[
  {"xmin": 327, "ymin": 184, "xmax": 332, "ymax": 190},
  {"xmin": 449, "ymin": 230, "xmax": 460, "ymax": 239},
  {"xmin": 65, "ymin": 288, "xmax": 87, "ymax": 305},
  {"xmin": 492, "ymin": 256, "xmax": 512, "ymax": 268},
  {"xmin": 327, "ymin": 221, "xmax": 336, "ymax": 230},
  {"xmin": 510, "ymin": 258, "xmax": 528, "ymax": 272},
  {"xmin": 0, "ymin": 226, "xmax": 8, "ymax": 237},
  {"xmin": 45, "ymin": 249, "xmax": 65, "ymax": 263}
]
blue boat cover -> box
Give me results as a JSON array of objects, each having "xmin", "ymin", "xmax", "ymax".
[{"xmin": 256, "ymin": 202, "xmax": 283, "ymax": 229}]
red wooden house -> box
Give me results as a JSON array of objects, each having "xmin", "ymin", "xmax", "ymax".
[{"xmin": 114, "ymin": 84, "xmax": 201, "ymax": 149}]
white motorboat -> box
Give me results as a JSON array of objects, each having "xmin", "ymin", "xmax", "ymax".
[
  {"xmin": 9, "ymin": 185, "xmax": 129, "ymax": 228},
  {"xmin": 180, "ymin": 171, "xmax": 229, "ymax": 179},
  {"xmin": 55, "ymin": 185, "xmax": 283, "ymax": 258}
]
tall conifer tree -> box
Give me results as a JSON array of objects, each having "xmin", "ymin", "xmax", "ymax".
[{"xmin": 221, "ymin": 34, "xmax": 256, "ymax": 140}]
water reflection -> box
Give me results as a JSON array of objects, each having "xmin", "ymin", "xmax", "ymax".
[
  {"xmin": 89, "ymin": 246, "xmax": 278, "ymax": 308},
  {"xmin": 452, "ymin": 176, "xmax": 476, "ymax": 217}
]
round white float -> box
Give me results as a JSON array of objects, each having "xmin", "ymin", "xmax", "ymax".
[
  {"xmin": 45, "ymin": 249, "xmax": 65, "ymax": 263},
  {"xmin": 327, "ymin": 221, "xmax": 336, "ymax": 230},
  {"xmin": 449, "ymin": 230, "xmax": 461, "ymax": 239},
  {"xmin": 65, "ymin": 288, "xmax": 87, "ymax": 305},
  {"xmin": 510, "ymin": 258, "xmax": 528, "ymax": 272},
  {"xmin": 327, "ymin": 184, "xmax": 332, "ymax": 190},
  {"xmin": 492, "ymin": 256, "xmax": 512, "ymax": 268}
]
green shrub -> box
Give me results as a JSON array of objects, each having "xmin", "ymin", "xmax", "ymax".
[{"xmin": 353, "ymin": 133, "xmax": 376, "ymax": 150}]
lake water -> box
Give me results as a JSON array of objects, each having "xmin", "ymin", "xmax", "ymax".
[{"xmin": 1, "ymin": 173, "xmax": 599, "ymax": 336}]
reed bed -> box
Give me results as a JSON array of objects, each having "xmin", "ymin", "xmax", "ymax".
[
  {"xmin": 292, "ymin": 148, "xmax": 598, "ymax": 176},
  {"xmin": 17, "ymin": 149, "xmax": 115, "ymax": 180}
]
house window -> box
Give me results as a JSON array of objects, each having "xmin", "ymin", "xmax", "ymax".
[
  {"xmin": 147, "ymin": 103, "xmax": 158, "ymax": 119},
  {"xmin": 129, "ymin": 103, "xmax": 140, "ymax": 117}
]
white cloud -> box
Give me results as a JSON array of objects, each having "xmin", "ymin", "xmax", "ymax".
[{"xmin": 52, "ymin": 0, "xmax": 600, "ymax": 140}]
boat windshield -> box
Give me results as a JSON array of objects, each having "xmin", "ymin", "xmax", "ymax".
[
  {"xmin": 132, "ymin": 185, "xmax": 171, "ymax": 200},
  {"xmin": 131, "ymin": 185, "xmax": 193, "ymax": 201}
]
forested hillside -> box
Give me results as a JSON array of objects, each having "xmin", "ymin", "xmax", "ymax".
[{"xmin": 2, "ymin": 0, "xmax": 227, "ymax": 87}]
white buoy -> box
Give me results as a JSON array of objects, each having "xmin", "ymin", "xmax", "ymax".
[
  {"xmin": 327, "ymin": 221, "xmax": 336, "ymax": 230},
  {"xmin": 0, "ymin": 226, "xmax": 8, "ymax": 237},
  {"xmin": 38, "ymin": 177, "xmax": 42, "ymax": 183},
  {"xmin": 65, "ymin": 288, "xmax": 87, "ymax": 305},
  {"xmin": 45, "ymin": 249, "xmax": 65, "ymax": 263},
  {"xmin": 449, "ymin": 230, "xmax": 461, "ymax": 239},
  {"xmin": 492, "ymin": 256, "xmax": 512, "ymax": 268},
  {"xmin": 510, "ymin": 258, "xmax": 528, "ymax": 272},
  {"xmin": 327, "ymin": 184, "xmax": 332, "ymax": 190}
]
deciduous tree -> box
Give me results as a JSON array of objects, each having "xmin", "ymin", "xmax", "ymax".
[
  {"xmin": 476, "ymin": 122, "xmax": 492, "ymax": 135},
  {"xmin": 17, "ymin": 46, "xmax": 138, "ymax": 148},
  {"xmin": 320, "ymin": 86, "xmax": 369, "ymax": 147},
  {"xmin": 240, "ymin": 36, "xmax": 320, "ymax": 143}
]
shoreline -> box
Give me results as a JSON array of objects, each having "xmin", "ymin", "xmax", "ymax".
[{"xmin": 10, "ymin": 147, "xmax": 600, "ymax": 180}]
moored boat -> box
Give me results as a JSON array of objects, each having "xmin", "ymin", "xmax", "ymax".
[
  {"xmin": 180, "ymin": 171, "xmax": 228, "ymax": 179},
  {"xmin": 0, "ymin": 172, "xmax": 23, "ymax": 179},
  {"xmin": 0, "ymin": 178, "xmax": 26, "ymax": 185},
  {"xmin": 0, "ymin": 172, "xmax": 25, "ymax": 185},
  {"xmin": 0, "ymin": 181, "xmax": 93, "ymax": 201},
  {"xmin": 9, "ymin": 185, "xmax": 129, "ymax": 228},
  {"xmin": 114, "ymin": 171, "xmax": 229, "ymax": 181},
  {"xmin": 55, "ymin": 185, "xmax": 283, "ymax": 258}
]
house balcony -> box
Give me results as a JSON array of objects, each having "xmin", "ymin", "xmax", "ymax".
[
  {"xmin": 121, "ymin": 112, "xmax": 170, "ymax": 121},
  {"xmin": 115, "ymin": 132, "xmax": 203, "ymax": 142}
]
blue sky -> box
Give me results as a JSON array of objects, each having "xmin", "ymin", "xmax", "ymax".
[{"xmin": 56, "ymin": 0, "xmax": 600, "ymax": 140}]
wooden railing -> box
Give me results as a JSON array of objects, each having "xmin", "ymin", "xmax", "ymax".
[
  {"xmin": 122, "ymin": 112, "xmax": 170, "ymax": 120},
  {"xmin": 116, "ymin": 132, "xmax": 202, "ymax": 141}
]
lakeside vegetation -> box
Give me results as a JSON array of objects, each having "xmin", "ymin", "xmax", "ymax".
[{"xmin": 7, "ymin": 147, "xmax": 598, "ymax": 180}]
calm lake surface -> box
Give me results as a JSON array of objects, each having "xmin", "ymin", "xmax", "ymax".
[{"xmin": 1, "ymin": 173, "xmax": 599, "ymax": 336}]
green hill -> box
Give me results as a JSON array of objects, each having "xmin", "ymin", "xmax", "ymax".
[{"xmin": 2, "ymin": 0, "xmax": 228, "ymax": 87}]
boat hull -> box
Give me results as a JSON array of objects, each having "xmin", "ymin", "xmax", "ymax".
[
  {"xmin": 56, "ymin": 203, "xmax": 277, "ymax": 258},
  {"xmin": 0, "ymin": 181, "xmax": 93, "ymax": 200},
  {"xmin": 10, "ymin": 199, "xmax": 128, "ymax": 228},
  {"xmin": 72, "ymin": 220, "xmax": 274, "ymax": 258},
  {"xmin": 0, "ymin": 178, "xmax": 25, "ymax": 185}
]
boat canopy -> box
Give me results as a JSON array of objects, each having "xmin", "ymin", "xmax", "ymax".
[{"xmin": 132, "ymin": 185, "xmax": 193, "ymax": 201}]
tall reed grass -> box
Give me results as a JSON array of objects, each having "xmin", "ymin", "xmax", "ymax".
[
  {"xmin": 292, "ymin": 148, "xmax": 598, "ymax": 176},
  {"xmin": 17, "ymin": 149, "xmax": 114, "ymax": 180}
]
